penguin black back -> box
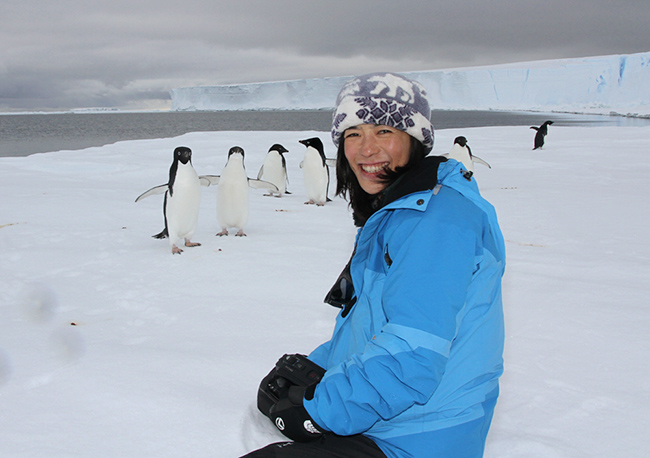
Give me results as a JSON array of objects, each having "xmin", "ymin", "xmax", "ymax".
[{"xmin": 530, "ymin": 121, "xmax": 553, "ymax": 150}]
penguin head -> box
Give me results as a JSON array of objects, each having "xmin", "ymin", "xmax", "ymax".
[
  {"xmin": 299, "ymin": 137, "xmax": 324, "ymax": 152},
  {"xmin": 228, "ymin": 146, "xmax": 245, "ymax": 157},
  {"xmin": 269, "ymin": 143, "xmax": 288, "ymax": 155},
  {"xmin": 174, "ymin": 146, "xmax": 192, "ymax": 164},
  {"xmin": 544, "ymin": 121, "xmax": 554, "ymax": 126},
  {"xmin": 227, "ymin": 146, "xmax": 245, "ymax": 162},
  {"xmin": 453, "ymin": 136, "xmax": 468, "ymax": 147}
]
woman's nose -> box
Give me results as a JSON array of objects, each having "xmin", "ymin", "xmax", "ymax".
[{"xmin": 360, "ymin": 134, "xmax": 379, "ymax": 156}]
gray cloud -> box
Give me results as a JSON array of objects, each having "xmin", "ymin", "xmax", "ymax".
[{"xmin": 1, "ymin": 0, "xmax": 648, "ymax": 111}]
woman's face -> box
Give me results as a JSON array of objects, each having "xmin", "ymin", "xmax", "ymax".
[{"xmin": 343, "ymin": 124, "xmax": 412, "ymax": 195}]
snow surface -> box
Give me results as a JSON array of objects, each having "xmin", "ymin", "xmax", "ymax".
[
  {"xmin": 1, "ymin": 125, "xmax": 649, "ymax": 457},
  {"xmin": 170, "ymin": 52, "xmax": 650, "ymax": 118}
]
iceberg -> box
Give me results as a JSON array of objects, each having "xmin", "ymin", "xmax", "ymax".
[{"xmin": 170, "ymin": 52, "xmax": 650, "ymax": 117}]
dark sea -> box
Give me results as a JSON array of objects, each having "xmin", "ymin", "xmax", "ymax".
[{"xmin": 1, "ymin": 110, "xmax": 649, "ymax": 158}]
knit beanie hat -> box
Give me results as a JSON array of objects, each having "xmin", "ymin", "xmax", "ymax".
[{"xmin": 331, "ymin": 72, "xmax": 434, "ymax": 153}]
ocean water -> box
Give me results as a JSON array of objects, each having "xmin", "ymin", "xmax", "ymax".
[{"xmin": 1, "ymin": 110, "xmax": 648, "ymax": 158}]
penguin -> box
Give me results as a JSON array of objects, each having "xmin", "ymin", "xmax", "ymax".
[
  {"xmin": 442, "ymin": 136, "xmax": 492, "ymax": 180},
  {"xmin": 530, "ymin": 120, "xmax": 554, "ymax": 150},
  {"xmin": 135, "ymin": 146, "xmax": 212, "ymax": 254},
  {"xmin": 201, "ymin": 146, "xmax": 278, "ymax": 237},
  {"xmin": 257, "ymin": 143, "xmax": 290, "ymax": 197},
  {"xmin": 298, "ymin": 137, "xmax": 335, "ymax": 206}
]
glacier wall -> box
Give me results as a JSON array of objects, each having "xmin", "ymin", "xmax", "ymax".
[{"xmin": 170, "ymin": 52, "xmax": 650, "ymax": 116}]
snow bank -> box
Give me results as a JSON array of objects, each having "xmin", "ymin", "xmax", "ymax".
[{"xmin": 171, "ymin": 52, "xmax": 650, "ymax": 117}]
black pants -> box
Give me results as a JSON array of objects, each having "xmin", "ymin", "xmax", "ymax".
[{"xmin": 240, "ymin": 435, "xmax": 387, "ymax": 458}]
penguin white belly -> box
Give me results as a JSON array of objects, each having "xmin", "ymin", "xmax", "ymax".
[
  {"xmin": 260, "ymin": 153, "xmax": 286, "ymax": 194},
  {"xmin": 447, "ymin": 145, "xmax": 474, "ymax": 173},
  {"xmin": 217, "ymin": 165, "xmax": 250, "ymax": 230},
  {"xmin": 166, "ymin": 165, "xmax": 201, "ymax": 245},
  {"xmin": 302, "ymin": 151, "xmax": 328, "ymax": 204}
]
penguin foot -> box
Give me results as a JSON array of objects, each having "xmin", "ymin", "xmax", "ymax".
[
  {"xmin": 184, "ymin": 239, "xmax": 201, "ymax": 247},
  {"xmin": 216, "ymin": 229, "xmax": 228, "ymax": 237},
  {"xmin": 172, "ymin": 245, "xmax": 183, "ymax": 255},
  {"xmin": 235, "ymin": 230, "xmax": 247, "ymax": 237},
  {"xmin": 304, "ymin": 200, "xmax": 315, "ymax": 205}
]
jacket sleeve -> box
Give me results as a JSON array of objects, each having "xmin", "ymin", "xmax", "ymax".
[
  {"xmin": 304, "ymin": 193, "xmax": 484, "ymax": 435},
  {"xmin": 308, "ymin": 339, "xmax": 333, "ymax": 368}
]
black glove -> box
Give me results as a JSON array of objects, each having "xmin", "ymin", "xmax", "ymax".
[
  {"xmin": 269, "ymin": 384, "xmax": 323, "ymax": 442},
  {"xmin": 257, "ymin": 354, "xmax": 326, "ymax": 442}
]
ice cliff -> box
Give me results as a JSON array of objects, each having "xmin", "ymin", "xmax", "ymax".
[{"xmin": 170, "ymin": 52, "xmax": 650, "ymax": 116}]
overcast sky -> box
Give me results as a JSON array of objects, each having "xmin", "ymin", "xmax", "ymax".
[{"xmin": 1, "ymin": 0, "xmax": 649, "ymax": 112}]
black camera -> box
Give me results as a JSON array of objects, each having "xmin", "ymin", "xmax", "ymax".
[{"xmin": 257, "ymin": 354, "xmax": 326, "ymax": 417}]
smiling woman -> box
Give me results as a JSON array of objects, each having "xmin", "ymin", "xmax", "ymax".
[{"xmin": 242, "ymin": 73, "xmax": 507, "ymax": 458}]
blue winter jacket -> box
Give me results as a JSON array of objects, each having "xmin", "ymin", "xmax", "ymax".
[{"xmin": 304, "ymin": 157, "xmax": 506, "ymax": 458}]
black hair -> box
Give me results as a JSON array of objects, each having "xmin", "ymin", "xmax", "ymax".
[{"xmin": 335, "ymin": 135, "xmax": 427, "ymax": 227}]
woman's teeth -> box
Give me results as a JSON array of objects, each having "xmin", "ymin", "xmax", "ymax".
[{"xmin": 361, "ymin": 163, "xmax": 388, "ymax": 173}]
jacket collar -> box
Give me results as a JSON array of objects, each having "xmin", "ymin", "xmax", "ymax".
[{"xmin": 378, "ymin": 156, "xmax": 446, "ymax": 209}]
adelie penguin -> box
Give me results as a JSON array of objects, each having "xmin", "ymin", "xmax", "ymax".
[
  {"xmin": 443, "ymin": 136, "xmax": 491, "ymax": 180},
  {"xmin": 135, "ymin": 146, "xmax": 213, "ymax": 254},
  {"xmin": 257, "ymin": 143, "xmax": 290, "ymax": 197},
  {"xmin": 298, "ymin": 137, "xmax": 336, "ymax": 206},
  {"xmin": 530, "ymin": 120, "xmax": 554, "ymax": 150},
  {"xmin": 201, "ymin": 146, "xmax": 278, "ymax": 237}
]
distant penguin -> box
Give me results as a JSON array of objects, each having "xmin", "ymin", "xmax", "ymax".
[
  {"xmin": 201, "ymin": 146, "xmax": 278, "ymax": 237},
  {"xmin": 298, "ymin": 137, "xmax": 335, "ymax": 206},
  {"xmin": 257, "ymin": 143, "xmax": 290, "ymax": 197},
  {"xmin": 443, "ymin": 136, "xmax": 491, "ymax": 180},
  {"xmin": 135, "ymin": 146, "xmax": 211, "ymax": 254},
  {"xmin": 530, "ymin": 120, "xmax": 554, "ymax": 150}
]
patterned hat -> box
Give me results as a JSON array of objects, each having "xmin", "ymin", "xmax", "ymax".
[{"xmin": 331, "ymin": 72, "xmax": 434, "ymax": 153}]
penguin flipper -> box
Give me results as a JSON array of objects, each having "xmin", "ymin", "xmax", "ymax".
[
  {"xmin": 247, "ymin": 178, "xmax": 279, "ymax": 193},
  {"xmin": 199, "ymin": 175, "xmax": 220, "ymax": 186},
  {"xmin": 530, "ymin": 126, "xmax": 539, "ymax": 131},
  {"xmin": 135, "ymin": 184, "xmax": 168, "ymax": 202},
  {"xmin": 325, "ymin": 158, "xmax": 337, "ymax": 167},
  {"xmin": 472, "ymin": 155, "xmax": 492, "ymax": 169},
  {"xmin": 256, "ymin": 166, "xmax": 264, "ymax": 180},
  {"xmin": 299, "ymin": 161, "xmax": 304, "ymax": 168}
]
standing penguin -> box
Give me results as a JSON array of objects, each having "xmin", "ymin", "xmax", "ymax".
[
  {"xmin": 443, "ymin": 136, "xmax": 491, "ymax": 180},
  {"xmin": 202, "ymin": 146, "xmax": 278, "ymax": 237},
  {"xmin": 257, "ymin": 143, "xmax": 290, "ymax": 197},
  {"xmin": 530, "ymin": 120, "xmax": 554, "ymax": 150},
  {"xmin": 298, "ymin": 137, "xmax": 335, "ymax": 206},
  {"xmin": 135, "ymin": 146, "xmax": 210, "ymax": 254}
]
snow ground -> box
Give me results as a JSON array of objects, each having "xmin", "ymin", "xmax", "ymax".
[{"xmin": 1, "ymin": 125, "xmax": 649, "ymax": 457}]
